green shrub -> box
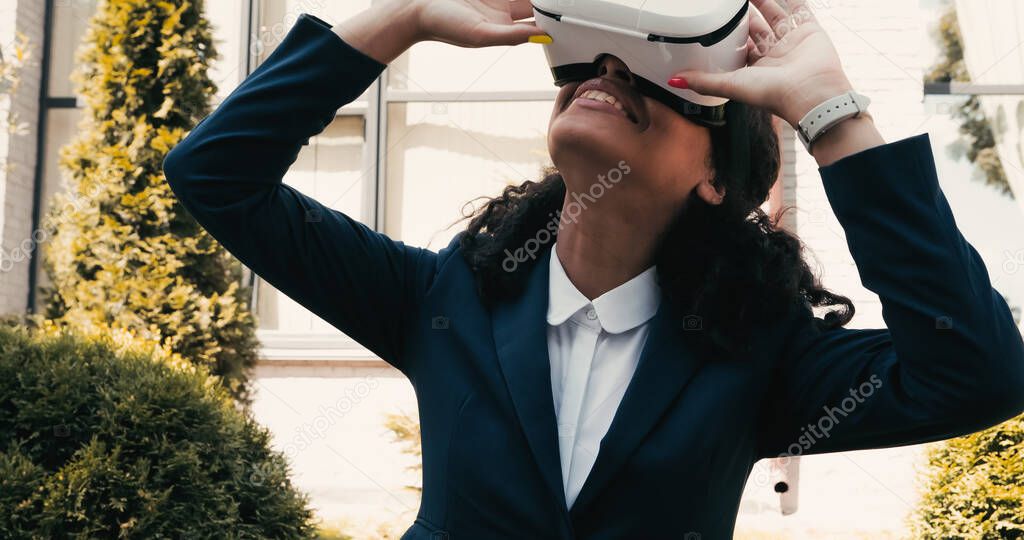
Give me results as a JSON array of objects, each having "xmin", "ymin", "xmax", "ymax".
[
  {"xmin": 42, "ymin": 0, "xmax": 259, "ymax": 402},
  {"xmin": 910, "ymin": 414, "xmax": 1024, "ymax": 539},
  {"xmin": 0, "ymin": 323, "xmax": 317, "ymax": 539}
]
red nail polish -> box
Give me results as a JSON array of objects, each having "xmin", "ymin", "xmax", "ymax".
[{"xmin": 668, "ymin": 77, "xmax": 689, "ymax": 89}]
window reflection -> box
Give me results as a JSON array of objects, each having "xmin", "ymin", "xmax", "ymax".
[
  {"xmin": 256, "ymin": 116, "xmax": 367, "ymax": 334},
  {"xmin": 48, "ymin": 0, "xmax": 98, "ymax": 97}
]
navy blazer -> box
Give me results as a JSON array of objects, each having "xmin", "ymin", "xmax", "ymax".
[{"xmin": 163, "ymin": 14, "xmax": 1024, "ymax": 540}]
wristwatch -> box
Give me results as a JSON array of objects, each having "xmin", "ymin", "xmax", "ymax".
[{"xmin": 796, "ymin": 91, "xmax": 871, "ymax": 151}]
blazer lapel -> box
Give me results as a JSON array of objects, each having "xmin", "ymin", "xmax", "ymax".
[
  {"xmin": 490, "ymin": 248, "xmax": 568, "ymax": 515},
  {"xmin": 569, "ymin": 300, "xmax": 706, "ymax": 517}
]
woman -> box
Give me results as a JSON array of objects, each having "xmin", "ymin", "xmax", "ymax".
[{"xmin": 163, "ymin": 0, "xmax": 1024, "ymax": 537}]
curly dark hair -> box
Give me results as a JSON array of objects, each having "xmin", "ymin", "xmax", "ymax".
[{"xmin": 459, "ymin": 103, "xmax": 853, "ymax": 357}]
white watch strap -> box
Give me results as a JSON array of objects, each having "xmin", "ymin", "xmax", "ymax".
[{"xmin": 796, "ymin": 91, "xmax": 871, "ymax": 151}]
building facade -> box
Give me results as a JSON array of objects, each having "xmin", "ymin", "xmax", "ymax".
[{"xmin": 1, "ymin": 0, "xmax": 1021, "ymax": 537}]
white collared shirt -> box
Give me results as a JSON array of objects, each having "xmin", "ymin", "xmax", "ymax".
[{"xmin": 546, "ymin": 243, "xmax": 661, "ymax": 508}]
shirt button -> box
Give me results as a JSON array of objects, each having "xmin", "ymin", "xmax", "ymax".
[{"xmin": 586, "ymin": 308, "xmax": 598, "ymax": 321}]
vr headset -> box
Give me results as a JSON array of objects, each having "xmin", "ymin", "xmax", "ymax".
[{"xmin": 532, "ymin": 0, "xmax": 750, "ymax": 128}]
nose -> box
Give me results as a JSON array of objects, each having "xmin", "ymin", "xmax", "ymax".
[{"xmin": 596, "ymin": 54, "xmax": 634, "ymax": 85}]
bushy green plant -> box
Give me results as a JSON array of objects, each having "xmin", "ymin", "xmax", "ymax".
[
  {"xmin": 910, "ymin": 414, "xmax": 1024, "ymax": 539},
  {"xmin": 0, "ymin": 323, "xmax": 317, "ymax": 539},
  {"xmin": 42, "ymin": 0, "xmax": 259, "ymax": 402}
]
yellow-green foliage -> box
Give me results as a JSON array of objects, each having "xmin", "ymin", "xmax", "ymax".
[
  {"xmin": 910, "ymin": 414, "xmax": 1024, "ymax": 539},
  {"xmin": 0, "ymin": 33, "xmax": 30, "ymax": 173},
  {"xmin": 384, "ymin": 412, "xmax": 422, "ymax": 494},
  {"xmin": 43, "ymin": 0, "xmax": 259, "ymax": 402},
  {"xmin": 0, "ymin": 32, "xmax": 29, "ymax": 107}
]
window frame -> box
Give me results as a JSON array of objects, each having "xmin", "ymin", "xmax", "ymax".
[
  {"xmin": 248, "ymin": 3, "xmax": 560, "ymax": 360},
  {"xmin": 31, "ymin": 0, "xmax": 562, "ymax": 361}
]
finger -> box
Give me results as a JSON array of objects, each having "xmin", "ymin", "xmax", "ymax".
[
  {"xmin": 745, "ymin": 37, "xmax": 761, "ymax": 64},
  {"xmin": 750, "ymin": 4, "xmax": 775, "ymax": 37},
  {"xmin": 475, "ymin": 21, "xmax": 549, "ymax": 47},
  {"xmin": 509, "ymin": 0, "xmax": 535, "ymax": 21},
  {"xmin": 751, "ymin": 0, "xmax": 791, "ymax": 36},
  {"xmin": 748, "ymin": 6, "xmax": 775, "ymax": 57},
  {"xmin": 671, "ymin": 67, "xmax": 763, "ymax": 105}
]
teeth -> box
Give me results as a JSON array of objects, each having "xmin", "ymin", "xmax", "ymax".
[{"xmin": 578, "ymin": 90, "xmax": 629, "ymax": 117}]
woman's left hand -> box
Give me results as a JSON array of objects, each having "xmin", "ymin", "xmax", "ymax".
[{"xmin": 671, "ymin": 0, "xmax": 854, "ymax": 129}]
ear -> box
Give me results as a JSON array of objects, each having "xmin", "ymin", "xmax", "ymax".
[{"xmin": 695, "ymin": 178, "xmax": 726, "ymax": 206}]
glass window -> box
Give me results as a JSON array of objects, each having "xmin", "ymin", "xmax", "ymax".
[
  {"xmin": 254, "ymin": 0, "xmax": 374, "ymax": 110},
  {"xmin": 257, "ymin": 0, "xmax": 373, "ymax": 47},
  {"xmin": 255, "ymin": 116, "xmax": 368, "ymax": 334},
  {"xmin": 384, "ymin": 101, "xmax": 553, "ymax": 250},
  {"xmin": 925, "ymin": 1, "xmax": 1024, "ymax": 208},
  {"xmin": 205, "ymin": 0, "xmax": 249, "ymax": 103},
  {"xmin": 388, "ymin": 42, "xmax": 555, "ymax": 94},
  {"xmin": 48, "ymin": 0, "xmax": 98, "ymax": 97},
  {"xmin": 39, "ymin": 109, "xmax": 82, "ymax": 205},
  {"xmin": 954, "ymin": 1, "xmax": 1024, "ymax": 87},
  {"xmin": 33, "ymin": 108, "xmax": 84, "ymax": 293},
  {"xmin": 47, "ymin": 0, "xmax": 249, "ymax": 102},
  {"xmin": 39, "ymin": 0, "xmax": 564, "ymax": 344}
]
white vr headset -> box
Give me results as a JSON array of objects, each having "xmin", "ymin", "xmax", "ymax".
[{"xmin": 532, "ymin": 0, "xmax": 750, "ymax": 127}]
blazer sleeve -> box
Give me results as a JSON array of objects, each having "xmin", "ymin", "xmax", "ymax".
[
  {"xmin": 756, "ymin": 134, "xmax": 1024, "ymax": 458},
  {"xmin": 162, "ymin": 14, "xmax": 435, "ymax": 373}
]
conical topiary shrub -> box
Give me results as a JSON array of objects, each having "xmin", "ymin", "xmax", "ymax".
[{"xmin": 42, "ymin": 0, "xmax": 259, "ymax": 402}]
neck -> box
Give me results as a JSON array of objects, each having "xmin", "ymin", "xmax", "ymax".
[{"xmin": 554, "ymin": 187, "xmax": 675, "ymax": 300}]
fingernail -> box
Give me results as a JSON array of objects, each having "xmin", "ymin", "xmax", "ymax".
[
  {"xmin": 668, "ymin": 77, "xmax": 689, "ymax": 89},
  {"xmin": 528, "ymin": 35, "xmax": 553, "ymax": 44}
]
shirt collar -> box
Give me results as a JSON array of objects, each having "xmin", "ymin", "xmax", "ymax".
[{"xmin": 546, "ymin": 243, "xmax": 661, "ymax": 334}]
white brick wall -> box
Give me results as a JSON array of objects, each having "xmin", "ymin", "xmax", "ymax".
[
  {"xmin": 0, "ymin": 0, "xmax": 44, "ymax": 315},
  {"xmin": 791, "ymin": 0, "xmax": 931, "ymax": 325}
]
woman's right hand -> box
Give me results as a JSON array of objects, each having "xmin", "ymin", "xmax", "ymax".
[
  {"xmin": 334, "ymin": 0, "xmax": 548, "ymax": 65},
  {"xmin": 415, "ymin": 0, "xmax": 548, "ymax": 47}
]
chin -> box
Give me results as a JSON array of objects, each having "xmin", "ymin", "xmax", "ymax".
[{"xmin": 548, "ymin": 116, "xmax": 635, "ymax": 171}]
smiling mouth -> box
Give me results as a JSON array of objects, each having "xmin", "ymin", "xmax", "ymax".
[{"xmin": 573, "ymin": 89, "xmax": 638, "ymax": 123}]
